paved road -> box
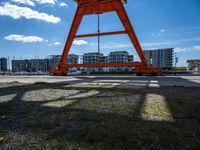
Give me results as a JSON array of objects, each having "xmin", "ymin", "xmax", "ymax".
[{"xmin": 0, "ymin": 75, "xmax": 200, "ymax": 87}]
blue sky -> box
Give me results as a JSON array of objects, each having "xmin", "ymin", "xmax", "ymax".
[{"xmin": 0, "ymin": 0, "xmax": 200, "ymax": 66}]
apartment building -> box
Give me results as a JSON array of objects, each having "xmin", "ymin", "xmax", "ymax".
[
  {"xmin": 109, "ymin": 51, "xmax": 134, "ymax": 72},
  {"xmin": 12, "ymin": 60, "xmax": 29, "ymax": 72},
  {"xmin": 81, "ymin": 53, "xmax": 104, "ymax": 72},
  {"xmin": 187, "ymin": 59, "xmax": 200, "ymax": 72},
  {"xmin": 12, "ymin": 59, "xmax": 48, "ymax": 73},
  {"xmin": 47, "ymin": 55, "xmax": 61, "ymax": 70},
  {"xmin": 0, "ymin": 58, "xmax": 7, "ymax": 72},
  {"xmin": 47, "ymin": 54, "xmax": 79, "ymax": 70},
  {"xmin": 82, "ymin": 52, "xmax": 103, "ymax": 64},
  {"xmin": 81, "ymin": 51, "xmax": 134, "ymax": 73},
  {"xmin": 143, "ymin": 48, "xmax": 174, "ymax": 70},
  {"xmin": 28, "ymin": 59, "xmax": 48, "ymax": 72},
  {"xmin": 12, "ymin": 54, "xmax": 79, "ymax": 73},
  {"xmin": 67, "ymin": 54, "xmax": 79, "ymax": 64}
]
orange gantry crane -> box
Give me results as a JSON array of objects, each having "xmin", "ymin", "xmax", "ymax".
[{"xmin": 49, "ymin": 0, "xmax": 162, "ymax": 75}]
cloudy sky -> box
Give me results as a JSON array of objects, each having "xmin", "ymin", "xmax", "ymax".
[{"xmin": 0, "ymin": 0, "xmax": 200, "ymax": 66}]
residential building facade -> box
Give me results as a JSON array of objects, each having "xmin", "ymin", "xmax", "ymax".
[
  {"xmin": 82, "ymin": 53, "xmax": 103, "ymax": 64},
  {"xmin": 81, "ymin": 51, "xmax": 134, "ymax": 73},
  {"xmin": 0, "ymin": 58, "xmax": 7, "ymax": 72},
  {"xmin": 143, "ymin": 48, "xmax": 174, "ymax": 70},
  {"xmin": 12, "ymin": 54, "xmax": 79, "ymax": 73},
  {"xmin": 28, "ymin": 59, "xmax": 48, "ymax": 72},
  {"xmin": 81, "ymin": 53, "xmax": 104, "ymax": 72},
  {"xmin": 12, "ymin": 59, "xmax": 48, "ymax": 73},
  {"xmin": 187, "ymin": 59, "xmax": 200, "ymax": 72},
  {"xmin": 109, "ymin": 51, "xmax": 134, "ymax": 72},
  {"xmin": 47, "ymin": 54, "xmax": 79, "ymax": 70},
  {"xmin": 67, "ymin": 54, "xmax": 79, "ymax": 64},
  {"xmin": 12, "ymin": 60, "xmax": 29, "ymax": 72},
  {"xmin": 47, "ymin": 55, "xmax": 61, "ymax": 70}
]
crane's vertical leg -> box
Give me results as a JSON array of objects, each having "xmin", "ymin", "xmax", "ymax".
[
  {"xmin": 113, "ymin": 1, "xmax": 147, "ymax": 66},
  {"xmin": 98, "ymin": 14, "xmax": 101, "ymax": 64},
  {"xmin": 113, "ymin": 1, "xmax": 162, "ymax": 75},
  {"xmin": 58, "ymin": 6, "xmax": 84, "ymax": 70}
]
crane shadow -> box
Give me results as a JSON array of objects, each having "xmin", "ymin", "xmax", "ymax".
[{"xmin": 0, "ymin": 76, "xmax": 200, "ymax": 149}]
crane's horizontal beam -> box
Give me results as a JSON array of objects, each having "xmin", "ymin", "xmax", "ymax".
[
  {"xmin": 59, "ymin": 62, "xmax": 142, "ymax": 68},
  {"xmin": 74, "ymin": 0, "xmax": 127, "ymax": 5},
  {"xmin": 75, "ymin": 30, "xmax": 127, "ymax": 38}
]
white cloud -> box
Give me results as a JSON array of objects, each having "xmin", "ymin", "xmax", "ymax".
[
  {"xmin": 174, "ymin": 47, "xmax": 188, "ymax": 53},
  {"xmin": 89, "ymin": 42, "xmax": 132, "ymax": 49},
  {"xmin": 11, "ymin": 0, "xmax": 35, "ymax": 6},
  {"xmin": 49, "ymin": 41, "xmax": 61, "ymax": 46},
  {"xmin": 35, "ymin": 0, "xmax": 56, "ymax": 5},
  {"xmin": 73, "ymin": 40, "xmax": 88, "ymax": 45},
  {"xmin": 11, "ymin": 0, "xmax": 58, "ymax": 6},
  {"xmin": 104, "ymin": 43, "xmax": 132, "ymax": 49},
  {"xmin": 89, "ymin": 36, "xmax": 200, "ymax": 51},
  {"xmin": 160, "ymin": 29, "xmax": 165, "ymax": 33},
  {"xmin": 53, "ymin": 41, "xmax": 61, "ymax": 45},
  {"xmin": 92, "ymin": 41, "xmax": 169, "ymax": 49},
  {"xmin": 193, "ymin": 45, "xmax": 200, "ymax": 51},
  {"xmin": 152, "ymin": 29, "xmax": 166, "ymax": 37},
  {"xmin": 59, "ymin": 2, "xmax": 68, "ymax": 7},
  {"xmin": 4, "ymin": 34, "xmax": 46, "ymax": 43},
  {"xmin": 88, "ymin": 37, "xmax": 200, "ymax": 51},
  {"xmin": 174, "ymin": 45, "xmax": 200, "ymax": 53},
  {"xmin": 142, "ymin": 41, "xmax": 173, "ymax": 47},
  {"xmin": 142, "ymin": 37, "xmax": 200, "ymax": 48},
  {"xmin": 179, "ymin": 37, "xmax": 200, "ymax": 42},
  {"xmin": 0, "ymin": 3, "xmax": 61, "ymax": 23}
]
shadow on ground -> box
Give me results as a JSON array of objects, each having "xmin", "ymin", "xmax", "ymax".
[{"xmin": 0, "ymin": 76, "xmax": 200, "ymax": 149}]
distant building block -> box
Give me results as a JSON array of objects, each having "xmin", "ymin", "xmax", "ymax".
[
  {"xmin": 143, "ymin": 48, "xmax": 174, "ymax": 70},
  {"xmin": 187, "ymin": 59, "xmax": 200, "ymax": 72}
]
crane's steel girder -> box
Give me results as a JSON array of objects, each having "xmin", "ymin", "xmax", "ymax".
[
  {"xmin": 50, "ymin": 0, "xmax": 162, "ymax": 75},
  {"xmin": 76, "ymin": 30, "xmax": 127, "ymax": 38}
]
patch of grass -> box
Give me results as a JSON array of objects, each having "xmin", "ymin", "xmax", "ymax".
[
  {"xmin": 0, "ymin": 115, "xmax": 7, "ymax": 120},
  {"xmin": 139, "ymin": 94, "xmax": 174, "ymax": 121},
  {"xmin": 8, "ymin": 81, "xmax": 20, "ymax": 84},
  {"xmin": 82, "ymin": 83, "xmax": 113, "ymax": 87},
  {"xmin": 0, "ymin": 136, "xmax": 4, "ymax": 143},
  {"xmin": 34, "ymin": 82, "xmax": 49, "ymax": 85}
]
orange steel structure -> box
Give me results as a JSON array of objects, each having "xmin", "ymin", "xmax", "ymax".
[{"xmin": 50, "ymin": 0, "xmax": 162, "ymax": 75}]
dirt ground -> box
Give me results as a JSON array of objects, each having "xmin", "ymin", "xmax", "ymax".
[{"xmin": 0, "ymin": 82, "xmax": 200, "ymax": 150}]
